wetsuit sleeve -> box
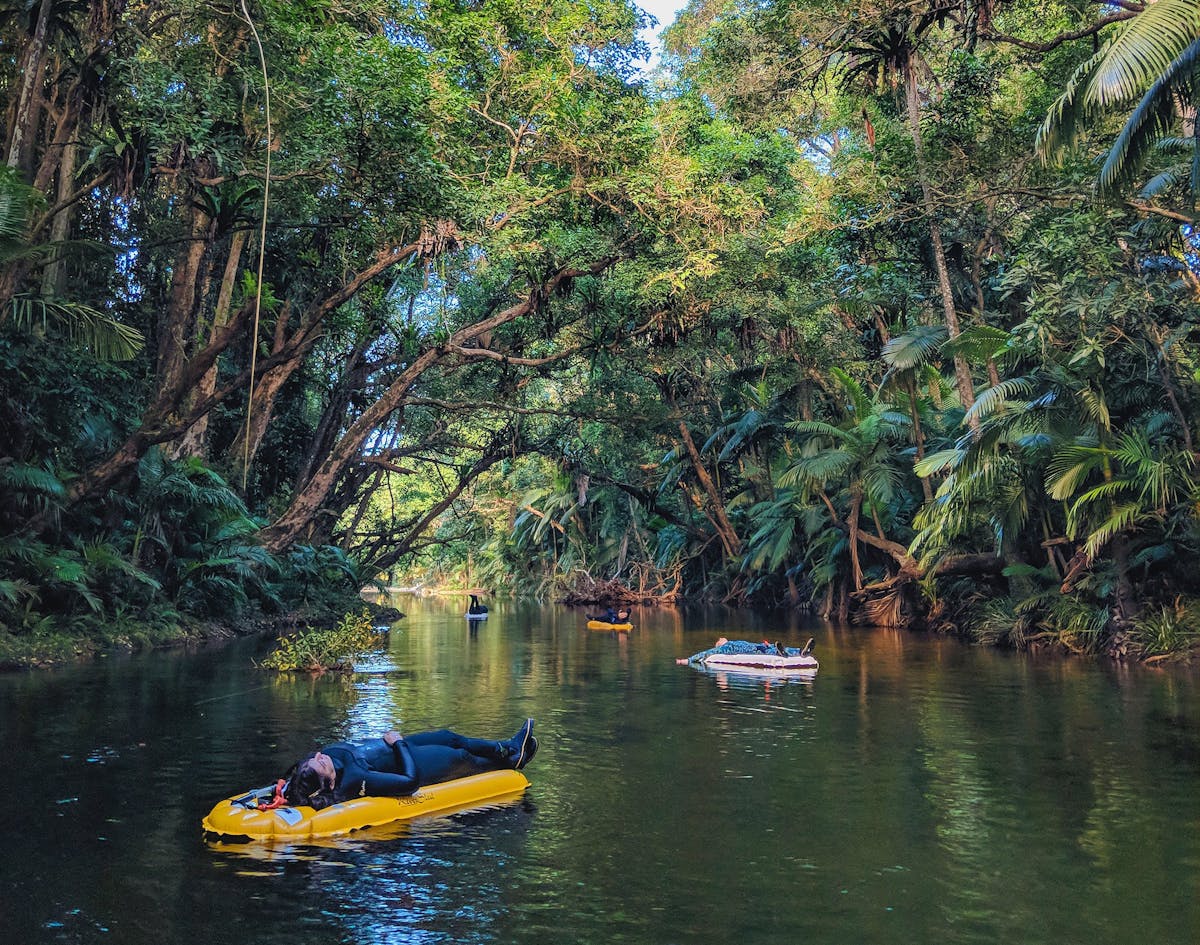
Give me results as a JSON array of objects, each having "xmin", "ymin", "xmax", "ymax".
[{"xmin": 360, "ymin": 738, "xmax": 421, "ymax": 795}]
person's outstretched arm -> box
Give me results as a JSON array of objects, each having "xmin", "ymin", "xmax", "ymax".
[{"xmin": 675, "ymin": 637, "xmax": 731, "ymax": 665}]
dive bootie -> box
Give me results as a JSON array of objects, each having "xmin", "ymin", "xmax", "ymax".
[{"xmin": 506, "ymin": 718, "xmax": 536, "ymax": 769}]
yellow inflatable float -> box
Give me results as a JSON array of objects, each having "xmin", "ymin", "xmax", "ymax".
[
  {"xmin": 202, "ymin": 769, "xmax": 530, "ymax": 842},
  {"xmin": 586, "ymin": 619, "xmax": 633, "ymax": 631}
]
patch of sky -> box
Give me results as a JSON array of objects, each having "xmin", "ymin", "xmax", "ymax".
[
  {"xmin": 110, "ymin": 195, "xmax": 143, "ymax": 304},
  {"xmin": 633, "ymin": 0, "xmax": 688, "ymax": 72},
  {"xmin": 385, "ymin": 264, "xmax": 460, "ymax": 336}
]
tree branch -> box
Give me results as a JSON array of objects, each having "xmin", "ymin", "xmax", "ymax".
[{"xmin": 981, "ymin": 11, "xmax": 1138, "ymax": 53}]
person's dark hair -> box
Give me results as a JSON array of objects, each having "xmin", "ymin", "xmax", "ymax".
[{"xmin": 284, "ymin": 753, "xmax": 335, "ymax": 810}]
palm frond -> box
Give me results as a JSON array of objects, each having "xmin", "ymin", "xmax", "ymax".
[
  {"xmin": 0, "ymin": 578, "xmax": 37, "ymax": 607},
  {"xmin": 942, "ymin": 324, "xmax": 1012, "ymax": 363},
  {"xmin": 786, "ymin": 419, "xmax": 855, "ymax": 443},
  {"xmin": 1139, "ymin": 164, "xmax": 1189, "ymax": 197},
  {"xmin": 1111, "ymin": 428, "xmax": 1155, "ymax": 470},
  {"xmin": 863, "ymin": 461, "xmax": 899, "ymax": 506},
  {"xmin": 0, "ymin": 168, "xmax": 36, "ymax": 241},
  {"xmin": 1086, "ymin": 4, "xmax": 1200, "ymax": 108},
  {"xmin": 962, "ymin": 376, "xmax": 1036, "ymax": 425},
  {"xmin": 1036, "ymin": 39, "xmax": 1113, "ymax": 161},
  {"xmin": 1072, "ymin": 478, "xmax": 1135, "ymax": 509},
  {"xmin": 1083, "ymin": 502, "xmax": 1142, "ymax": 557},
  {"xmin": 1099, "ymin": 39, "xmax": 1200, "ymax": 195},
  {"xmin": 829, "ymin": 366, "xmax": 871, "ymax": 419},
  {"xmin": 913, "ymin": 448, "xmax": 963, "ymax": 478},
  {"xmin": 79, "ymin": 541, "xmax": 163, "ymax": 590},
  {"xmin": 0, "ymin": 463, "xmax": 67, "ymax": 499},
  {"xmin": 6, "ymin": 295, "xmax": 144, "ymax": 361},
  {"xmin": 1077, "ymin": 386, "xmax": 1111, "ymax": 430},
  {"xmin": 778, "ymin": 449, "xmax": 855, "ymax": 487},
  {"xmin": 1046, "ymin": 444, "xmax": 1105, "ymax": 500},
  {"xmin": 881, "ymin": 324, "xmax": 947, "ymax": 370}
]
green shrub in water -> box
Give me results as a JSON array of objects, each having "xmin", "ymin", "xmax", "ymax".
[{"xmin": 259, "ymin": 610, "xmax": 379, "ymax": 673}]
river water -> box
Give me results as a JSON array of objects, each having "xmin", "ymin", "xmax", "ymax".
[{"xmin": 0, "ymin": 598, "xmax": 1196, "ymax": 945}]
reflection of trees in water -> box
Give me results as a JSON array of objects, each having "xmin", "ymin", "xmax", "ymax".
[
  {"xmin": 917, "ymin": 692, "xmax": 1006, "ymax": 931},
  {"xmin": 238, "ymin": 802, "xmax": 538, "ymax": 945}
]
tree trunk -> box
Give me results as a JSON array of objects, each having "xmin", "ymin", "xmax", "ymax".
[
  {"xmin": 907, "ymin": 375, "xmax": 934, "ymax": 502},
  {"xmin": 60, "ymin": 305, "xmax": 256, "ymax": 505},
  {"xmin": 674, "ymin": 414, "xmax": 741, "ymax": 559},
  {"xmin": 292, "ymin": 332, "xmax": 374, "ymax": 488},
  {"xmin": 40, "ymin": 140, "xmax": 77, "ymax": 298},
  {"xmin": 59, "ymin": 238, "xmax": 436, "ymax": 513},
  {"xmin": 6, "ymin": 0, "xmax": 54, "ymax": 179},
  {"xmin": 157, "ymin": 202, "xmax": 214, "ymax": 396},
  {"xmin": 1148, "ymin": 328, "xmax": 1195, "ymax": 455},
  {"xmin": 1112, "ymin": 536, "xmax": 1137, "ymax": 623},
  {"xmin": 173, "ymin": 230, "xmax": 249, "ymax": 460},
  {"xmin": 903, "ymin": 51, "xmax": 976, "ymax": 421},
  {"xmin": 786, "ymin": 572, "xmax": 800, "ymax": 607},
  {"xmin": 847, "ymin": 489, "xmax": 864, "ymax": 591}
]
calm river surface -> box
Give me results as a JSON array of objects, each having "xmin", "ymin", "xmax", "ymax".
[{"xmin": 0, "ymin": 598, "xmax": 1197, "ymax": 945}]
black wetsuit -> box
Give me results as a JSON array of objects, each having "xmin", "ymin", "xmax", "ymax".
[{"xmin": 322, "ymin": 731, "xmax": 512, "ymax": 802}]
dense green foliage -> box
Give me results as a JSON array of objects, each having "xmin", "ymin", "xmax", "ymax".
[
  {"xmin": 2, "ymin": 0, "xmax": 1199, "ymax": 663},
  {"xmin": 258, "ymin": 609, "xmax": 380, "ymax": 673}
]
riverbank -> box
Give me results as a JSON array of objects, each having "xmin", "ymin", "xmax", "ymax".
[{"xmin": 0, "ymin": 597, "xmax": 403, "ymax": 670}]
